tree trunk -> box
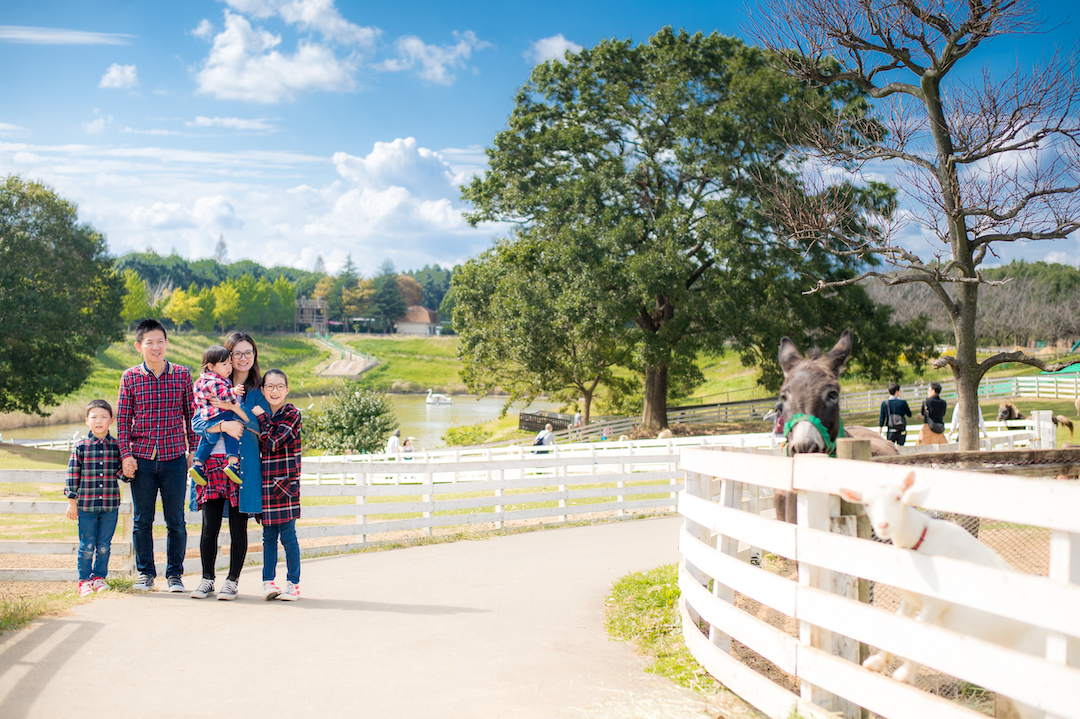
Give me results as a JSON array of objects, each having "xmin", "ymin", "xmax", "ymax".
[
  {"xmin": 642, "ymin": 363, "xmax": 669, "ymax": 430},
  {"xmin": 582, "ymin": 389, "xmax": 593, "ymax": 426},
  {"xmin": 952, "ymin": 281, "xmax": 982, "ymax": 451}
]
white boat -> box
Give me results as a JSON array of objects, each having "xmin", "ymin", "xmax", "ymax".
[{"xmin": 426, "ymin": 389, "xmax": 452, "ymax": 405}]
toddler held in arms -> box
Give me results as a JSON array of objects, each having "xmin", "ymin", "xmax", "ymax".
[{"xmin": 189, "ymin": 345, "xmax": 249, "ymax": 487}]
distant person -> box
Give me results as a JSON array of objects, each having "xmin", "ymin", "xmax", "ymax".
[
  {"xmin": 116, "ymin": 319, "xmax": 197, "ymax": 593},
  {"xmin": 917, "ymin": 382, "xmax": 948, "ymax": 445},
  {"xmin": 385, "ymin": 429, "xmax": 401, "ymax": 455},
  {"xmin": 188, "ymin": 345, "xmax": 249, "ymax": 488},
  {"xmin": 402, "ymin": 437, "xmax": 415, "ymax": 453},
  {"xmin": 534, "ymin": 423, "xmax": 556, "ymax": 453},
  {"xmin": 878, "ymin": 382, "xmax": 911, "ymax": 446},
  {"xmin": 66, "ymin": 400, "xmax": 126, "ymax": 597},
  {"xmin": 572, "ymin": 409, "xmax": 583, "ymax": 428},
  {"xmin": 251, "ymin": 369, "xmax": 303, "ymax": 602},
  {"xmin": 948, "ymin": 400, "xmax": 989, "ymax": 442}
]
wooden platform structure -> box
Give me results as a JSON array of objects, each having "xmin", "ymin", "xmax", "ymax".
[{"xmin": 295, "ymin": 296, "xmax": 328, "ymax": 333}]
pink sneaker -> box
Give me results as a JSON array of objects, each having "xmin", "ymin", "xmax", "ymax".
[
  {"xmin": 78, "ymin": 580, "xmax": 93, "ymax": 597},
  {"xmin": 91, "ymin": 577, "xmax": 108, "ymax": 593},
  {"xmin": 280, "ymin": 581, "xmax": 300, "ymax": 601}
]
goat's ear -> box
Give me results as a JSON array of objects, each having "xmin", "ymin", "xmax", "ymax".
[
  {"xmin": 838, "ymin": 487, "xmax": 862, "ymax": 504},
  {"xmin": 825, "ymin": 330, "xmax": 853, "ymax": 376},
  {"xmin": 900, "ymin": 471, "xmax": 918, "ymax": 504},
  {"xmin": 779, "ymin": 337, "xmax": 802, "ymax": 376}
]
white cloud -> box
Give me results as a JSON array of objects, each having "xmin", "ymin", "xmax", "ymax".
[
  {"xmin": 187, "ymin": 116, "xmax": 275, "ymax": 131},
  {"xmin": 527, "ymin": 34, "xmax": 582, "ymax": 64},
  {"xmin": 192, "ymin": 19, "xmax": 215, "ymax": 40},
  {"xmin": 83, "ymin": 116, "xmax": 112, "ymax": 134},
  {"xmin": 194, "ymin": 11, "xmax": 356, "ymax": 103},
  {"xmin": 0, "ymin": 26, "xmax": 133, "ymax": 45},
  {"xmin": 378, "ymin": 30, "xmax": 490, "ymax": 85},
  {"xmin": 332, "ymin": 137, "xmax": 458, "ymax": 198},
  {"xmin": 0, "ymin": 122, "xmax": 28, "ymax": 137},
  {"xmin": 221, "ymin": 0, "xmax": 379, "ymax": 48},
  {"xmin": 122, "ymin": 127, "xmax": 184, "ymax": 136},
  {"xmin": 99, "ymin": 63, "xmax": 138, "ymax": 89}
]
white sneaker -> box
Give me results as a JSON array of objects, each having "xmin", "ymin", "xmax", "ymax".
[
  {"xmin": 280, "ymin": 581, "xmax": 300, "ymax": 601},
  {"xmin": 78, "ymin": 580, "xmax": 93, "ymax": 597},
  {"xmin": 90, "ymin": 577, "xmax": 108, "ymax": 593},
  {"xmin": 191, "ymin": 578, "xmax": 214, "ymax": 599},
  {"xmin": 262, "ymin": 581, "xmax": 281, "ymax": 601},
  {"xmin": 217, "ymin": 579, "xmax": 239, "ymax": 600}
]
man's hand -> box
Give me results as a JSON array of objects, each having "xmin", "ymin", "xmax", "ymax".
[
  {"xmin": 122, "ymin": 456, "xmax": 137, "ymax": 478},
  {"xmin": 66, "ymin": 498, "xmax": 78, "ymax": 521},
  {"xmin": 186, "ymin": 452, "xmax": 194, "ymax": 469}
]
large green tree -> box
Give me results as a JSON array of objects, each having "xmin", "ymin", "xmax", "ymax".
[
  {"xmin": 0, "ymin": 176, "xmax": 124, "ymax": 414},
  {"xmin": 454, "ymin": 229, "xmax": 635, "ymax": 423},
  {"xmin": 463, "ymin": 28, "xmax": 911, "ymax": 428},
  {"xmin": 369, "ymin": 260, "xmax": 406, "ymax": 334}
]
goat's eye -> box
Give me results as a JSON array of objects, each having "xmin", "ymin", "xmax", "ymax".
[{"xmin": 827, "ymin": 390, "xmax": 838, "ymax": 401}]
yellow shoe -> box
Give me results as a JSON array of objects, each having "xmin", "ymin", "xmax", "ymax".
[
  {"xmin": 188, "ymin": 465, "xmax": 207, "ymax": 486},
  {"xmin": 224, "ymin": 464, "xmax": 243, "ymax": 485}
]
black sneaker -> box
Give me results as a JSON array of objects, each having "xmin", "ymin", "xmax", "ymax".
[
  {"xmin": 217, "ymin": 579, "xmax": 239, "ymax": 600},
  {"xmin": 191, "ymin": 578, "xmax": 214, "ymax": 599},
  {"xmin": 132, "ymin": 574, "xmax": 155, "ymax": 591},
  {"xmin": 166, "ymin": 576, "xmax": 186, "ymax": 593}
]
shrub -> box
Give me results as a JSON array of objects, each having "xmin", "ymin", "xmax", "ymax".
[
  {"xmin": 306, "ymin": 381, "xmax": 398, "ymax": 454},
  {"xmin": 443, "ymin": 423, "xmax": 490, "ymax": 446}
]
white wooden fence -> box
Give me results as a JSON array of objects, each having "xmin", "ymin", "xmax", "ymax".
[{"xmin": 678, "ymin": 445, "xmax": 1080, "ymax": 719}]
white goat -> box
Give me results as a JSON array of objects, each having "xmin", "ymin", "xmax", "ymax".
[{"xmin": 839, "ymin": 472, "xmax": 1044, "ymax": 719}]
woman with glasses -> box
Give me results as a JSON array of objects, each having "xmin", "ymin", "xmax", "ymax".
[{"xmin": 189, "ymin": 331, "xmax": 271, "ymax": 600}]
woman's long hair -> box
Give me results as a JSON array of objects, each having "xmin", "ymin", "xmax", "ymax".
[{"xmin": 224, "ymin": 331, "xmax": 262, "ymax": 395}]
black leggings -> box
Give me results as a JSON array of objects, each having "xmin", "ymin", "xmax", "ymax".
[{"xmin": 200, "ymin": 497, "xmax": 249, "ymax": 582}]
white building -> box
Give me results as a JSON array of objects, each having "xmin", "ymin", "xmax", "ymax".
[{"xmin": 395, "ymin": 306, "xmax": 440, "ymax": 335}]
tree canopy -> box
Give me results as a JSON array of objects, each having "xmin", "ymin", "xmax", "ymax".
[
  {"xmin": 461, "ymin": 28, "xmax": 924, "ymax": 427},
  {"xmin": 0, "ymin": 176, "xmax": 125, "ymax": 414}
]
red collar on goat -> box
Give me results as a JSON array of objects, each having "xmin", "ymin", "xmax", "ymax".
[{"xmin": 910, "ymin": 524, "xmax": 929, "ymax": 551}]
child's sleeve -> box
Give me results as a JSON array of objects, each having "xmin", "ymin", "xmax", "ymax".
[
  {"xmin": 116, "ymin": 373, "xmax": 134, "ymax": 460},
  {"xmin": 65, "ymin": 444, "xmax": 82, "ymax": 500},
  {"xmin": 259, "ymin": 408, "xmax": 301, "ymax": 453}
]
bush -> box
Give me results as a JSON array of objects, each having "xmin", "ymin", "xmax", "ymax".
[
  {"xmin": 443, "ymin": 423, "xmax": 490, "ymax": 446},
  {"xmin": 306, "ymin": 382, "xmax": 398, "ymax": 454}
]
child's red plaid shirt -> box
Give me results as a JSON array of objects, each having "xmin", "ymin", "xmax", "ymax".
[{"xmin": 258, "ymin": 403, "xmax": 302, "ymax": 526}]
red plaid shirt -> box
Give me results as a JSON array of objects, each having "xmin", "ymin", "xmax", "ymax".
[
  {"xmin": 258, "ymin": 404, "xmax": 302, "ymax": 526},
  {"xmin": 193, "ymin": 371, "xmax": 239, "ymax": 422},
  {"xmin": 66, "ymin": 432, "xmax": 124, "ymax": 512},
  {"xmin": 117, "ymin": 361, "xmax": 198, "ymax": 461}
]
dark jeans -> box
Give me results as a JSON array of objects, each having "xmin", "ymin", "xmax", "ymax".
[
  {"xmin": 77, "ymin": 509, "xmax": 119, "ymax": 581},
  {"xmin": 131, "ymin": 455, "xmax": 188, "ymax": 578},
  {"xmin": 200, "ymin": 497, "xmax": 249, "ymax": 582},
  {"xmin": 262, "ymin": 519, "xmax": 300, "ymax": 585},
  {"xmin": 192, "ymin": 411, "xmax": 239, "ymax": 467}
]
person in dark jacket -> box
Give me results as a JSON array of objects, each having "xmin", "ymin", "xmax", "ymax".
[
  {"xmin": 878, "ymin": 382, "xmax": 912, "ymax": 446},
  {"xmin": 917, "ymin": 382, "xmax": 948, "ymax": 445}
]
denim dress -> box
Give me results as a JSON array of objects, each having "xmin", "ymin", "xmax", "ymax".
[{"xmin": 189, "ymin": 386, "xmax": 270, "ymax": 515}]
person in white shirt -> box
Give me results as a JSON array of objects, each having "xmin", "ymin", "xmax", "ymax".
[
  {"xmin": 948, "ymin": 400, "xmax": 988, "ymax": 441},
  {"xmin": 385, "ymin": 429, "xmax": 401, "ymax": 454}
]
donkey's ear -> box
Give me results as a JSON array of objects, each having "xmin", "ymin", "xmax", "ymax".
[
  {"xmin": 778, "ymin": 337, "xmax": 802, "ymax": 375},
  {"xmin": 825, "ymin": 330, "xmax": 853, "ymax": 376}
]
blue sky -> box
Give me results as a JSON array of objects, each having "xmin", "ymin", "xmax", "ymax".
[{"xmin": 0, "ymin": 0, "xmax": 1077, "ymax": 275}]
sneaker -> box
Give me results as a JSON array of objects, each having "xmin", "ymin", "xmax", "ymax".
[
  {"xmin": 166, "ymin": 576, "xmax": 186, "ymax": 593},
  {"xmin": 280, "ymin": 581, "xmax": 300, "ymax": 601},
  {"xmin": 191, "ymin": 578, "xmax": 214, "ymax": 599},
  {"xmin": 262, "ymin": 581, "xmax": 281, "ymax": 601},
  {"xmin": 78, "ymin": 580, "xmax": 93, "ymax": 597},
  {"xmin": 217, "ymin": 579, "xmax": 239, "ymax": 600},
  {"xmin": 188, "ymin": 464, "xmax": 207, "ymax": 486},
  {"xmin": 132, "ymin": 574, "xmax": 155, "ymax": 591},
  {"xmin": 224, "ymin": 464, "xmax": 243, "ymax": 485},
  {"xmin": 90, "ymin": 577, "xmax": 108, "ymax": 593}
]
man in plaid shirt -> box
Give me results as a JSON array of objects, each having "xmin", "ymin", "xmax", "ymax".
[{"xmin": 116, "ymin": 319, "xmax": 198, "ymax": 593}]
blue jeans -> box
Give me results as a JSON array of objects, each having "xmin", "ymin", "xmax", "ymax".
[
  {"xmin": 77, "ymin": 509, "xmax": 119, "ymax": 581},
  {"xmin": 131, "ymin": 455, "xmax": 188, "ymax": 578},
  {"xmin": 192, "ymin": 411, "xmax": 239, "ymax": 467},
  {"xmin": 262, "ymin": 519, "xmax": 300, "ymax": 585}
]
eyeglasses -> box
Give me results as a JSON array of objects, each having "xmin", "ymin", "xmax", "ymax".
[
  {"xmin": 231, "ymin": 350, "xmax": 255, "ymax": 359},
  {"xmin": 264, "ymin": 384, "xmax": 287, "ymax": 391}
]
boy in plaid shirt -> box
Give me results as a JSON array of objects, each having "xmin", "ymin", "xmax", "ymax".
[
  {"xmin": 251, "ymin": 369, "xmax": 303, "ymax": 601},
  {"xmin": 66, "ymin": 400, "xmax": 125, "ymax": 597}
]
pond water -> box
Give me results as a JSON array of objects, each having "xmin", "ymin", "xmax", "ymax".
[{"xmin": 1, "ymin": 394, "xmax": 560, "ymax": 451}]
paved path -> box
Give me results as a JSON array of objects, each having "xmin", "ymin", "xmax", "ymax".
[{"xmin": 0, "ymin": 517, "xmax": 725, "ymax": 719}]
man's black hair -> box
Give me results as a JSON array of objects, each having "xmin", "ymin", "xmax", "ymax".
[
  {"xmin": 930, "ymin": 382, "xmax": 942, "ymax": 394},
  {"xmin": 134, "ymin": 318, "xmax": 167, "ymax": 344},
  {"xmin": 87, "ymin": 398, "xmax": 113, "ymax": 418},
  {"xmin": 888, "ymin": 382, "xmax": 901, "ymax": 395}
]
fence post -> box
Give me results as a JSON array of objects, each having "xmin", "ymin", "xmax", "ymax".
[
  {"xmin": 1047, "ymin": 530, "xmax": 1080, "ymax": 719},
  {"xmin": 355, "ymin": 470, "xmax": 366, "ymax": 545},
  {"xmin": 708, "ymin": 475, "xmax": 742, "ymax": 654},
  {"xmin": 121, "ymin": 482, "xmax": 134, "ymax": 574},
  {"xmin": 836, "ymin": 438, "xmax": 873, "ymax": 704},
  {"xmin": 797, "ymin": 480, "xmax": 861, "ymax": 719}
]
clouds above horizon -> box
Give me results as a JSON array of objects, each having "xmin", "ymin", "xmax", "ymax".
[
  {"xmin": 0, "ymin": 25, "xmax": 133, "ymax": 45},
  {"xmin": 527, "ymin": 34, "xmax": 582, "ymax": 64},
  {"xmin": 192, "ymin": 0, "xmax": 491, "ymax": 102},
  {"xmin": 0, "ymin": 135, "xmax": 501, "ymax": 274},
  {"xmin": 99, "ymin": 63, "xmax": 138, "ymax": 89}
]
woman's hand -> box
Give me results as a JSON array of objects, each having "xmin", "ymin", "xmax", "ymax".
[{"xmin": 219, "ymin": 420, "xmax": 244, "ymax": 439}]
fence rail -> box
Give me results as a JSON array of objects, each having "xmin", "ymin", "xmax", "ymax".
[{"xmin": 678, "ymin": 445, "xmax": 1080, "ymax": 719}]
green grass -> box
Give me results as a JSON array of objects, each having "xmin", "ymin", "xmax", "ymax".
[
  {"xmin": 340, "ymin": 336, "xmax": 464, "ymax": 393},
  {"xmin": 0, "ymin": 592, "xmax": 80, "ymax": 634},
  {"xmin": 605, "ymin": 563, "xmax": 723, "ymax": 693},
  {"xmin": 0, "ymin": 445, "xmax": 70, "ymax": 470}
]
